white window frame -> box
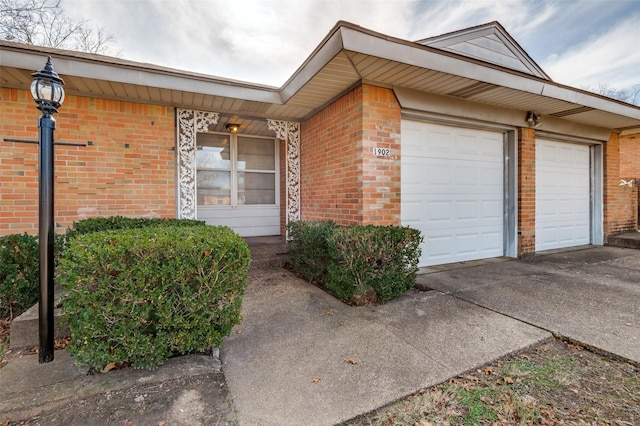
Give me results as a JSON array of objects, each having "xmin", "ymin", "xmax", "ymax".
[{"xmin": 196, "ymin": 132, "xmax": 279, "ymax": 208}]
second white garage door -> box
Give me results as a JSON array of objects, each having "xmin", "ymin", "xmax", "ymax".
[
  {"xmin": 535, "ymin": 140, "xmax": 591, "ymax": 251},
  {"xmin": 401, "ymin": 120, "xmax": 504, "ymax": 267}
]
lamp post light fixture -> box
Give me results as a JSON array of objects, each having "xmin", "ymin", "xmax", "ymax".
[{"xmin": 31, "ymin": 56, "xmax": 65, "ymax": 363}]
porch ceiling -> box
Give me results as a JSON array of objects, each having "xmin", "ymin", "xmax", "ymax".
[{"xmin": 2, "ymin": 21, "xmax": 639, "ymax": 131}]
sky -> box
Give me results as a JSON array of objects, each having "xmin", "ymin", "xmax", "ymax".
[{"xmin": 62, "ymin": 0, "xmax": 640, "ymax": 92}]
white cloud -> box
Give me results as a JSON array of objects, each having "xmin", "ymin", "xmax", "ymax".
[
  {"xmin": 541, "ymin": 13, "xmax": 640, "ymax": 89},
  {"xmin": 62, "ymin": 0, "xmax": 640, "ymax": 90}
]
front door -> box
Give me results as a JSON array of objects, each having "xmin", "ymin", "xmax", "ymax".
[{"xmin": 195, "ymin": 132, "xmax": 279, "ymax": 236}]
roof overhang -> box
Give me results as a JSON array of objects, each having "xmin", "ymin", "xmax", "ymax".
[{"xmin": 2, "ymin": 21, "xmax": 640, "ymax": 133}]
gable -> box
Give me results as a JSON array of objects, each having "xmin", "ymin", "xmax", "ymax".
[{"xmin": 416, "ymin": 22, "xmax": 550, "ymax": 80}]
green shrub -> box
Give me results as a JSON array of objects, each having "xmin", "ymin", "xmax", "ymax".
[
  {"xmin": 287, "ymin": 221, "xmax": 423, "ymax": 304},
  {"xmin": 286, "ymin": 220, "xmax": 336, "ymax": 283},
  {"xmin": 325, "ymin": 225, "xmax": 422, "ymax": 303},
  {"xmin": 0, "ymin": 233, "xmax": 66, "ymax": 320},
  {"xmin": 66, "ymin": 216, "xmax": 206, "ymax": 239},
  {"xmin": 59, "ymin": 225, "xmax": 250, "ymax": 370},
  {"xmin": 0, "ymin": 234, "xmax": 38, "ymax": 320}
]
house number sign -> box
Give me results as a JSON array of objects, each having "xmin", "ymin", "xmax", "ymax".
[{"xmin": 373, "ymin": 147, "xmax": 390, "ymax": 157}]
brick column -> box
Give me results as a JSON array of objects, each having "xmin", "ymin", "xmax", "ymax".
[
  {"xmin": 603, "ymin": 132, "xmax": 637, "ymax": 235},
  {"xmin": 517, "ymin": 127, "xmax": 536, "ymax": 256},
  {"xmin": 361, "ymin": 85, "xmax": 401, "ymax": 225}
]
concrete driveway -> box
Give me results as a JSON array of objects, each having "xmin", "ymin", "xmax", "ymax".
[{"xmin": 417, "ymin": 246, "xmax": 640, "ymax": 364}]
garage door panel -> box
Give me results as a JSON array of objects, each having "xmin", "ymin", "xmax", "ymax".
[
  {"xmin": 482, "ymin": 200, "xmax": 503, "ymax": 220},
  {"xmin": 482, "ymin": 169, "xmax": 502, "ymax": 189},
  {"xmin": 406, "ymin": 161, "xmax": 501, "ymax": 194},
  {"xmin": 456, "ymin": 233, "xmax": 482, "ymax": 254},
  {"xmin": 480, "ymin": 136, "xmax": 503, "ymax": 157},
  {"xmin": 536, "ymin": 140, "xmax": 590, "ymax": 251},
  {"xmin": 457, "ymin": 201, "xmax": 480, "ymax": 221},
  {"xmin": 401, "ymin": 195, "xmax": 427, "ymax": 224},
  {"xmin": 427, "ymin": 231, "xmax": 503, "ymax": 263},
  {"xmin": 456, "ymin": 167, "xmax": 479, "ymax": 184},
  {"xmin": 427, "ymin": 164, "xmax": 454, "ymax": 186},
  {"xmin": 457, "ymin": 134, "xmax": 480, "ymax": 155},
  {"xmin": 401, "ymin": 120, "xmax": 504, "ymax": 266},
  {"xmin": 428, "ymin": 130, "xmax": 453, "ymax": 154},
  {"xmin": 428, "ymin": 201, "xmax": 454, "ymax": 224}
]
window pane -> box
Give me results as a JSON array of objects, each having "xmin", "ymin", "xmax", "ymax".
[
  {"xmin": 197, "ymin": 170, "xmax": 231, "ymax": 205},
  {"xmin": 237, "ymin": 137, "xmax": 275, "ymax": 170},
  {"xmin": 196, "ymin": 133, "xmax": 231, "ymax": 169},
  {"xmin": 238, "ymin": 172, "xmax": 275, "ymax": 205}
]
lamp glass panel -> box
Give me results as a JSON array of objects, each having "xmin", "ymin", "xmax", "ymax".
[
  {"xmin": 53, "ymin": 84, "xmax": 65, "ymax": 105},
  {"xmin": 30, "ymin": 80, "xmax": 39, "ymax": 101},
  {"xmin": 38, "ymin": 80, "xmax": 53, "ymax": 102}
]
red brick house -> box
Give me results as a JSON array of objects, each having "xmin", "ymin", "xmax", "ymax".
[{"xmin": 2, "ymin": 21, "xmax": 640, "ymax": 266}]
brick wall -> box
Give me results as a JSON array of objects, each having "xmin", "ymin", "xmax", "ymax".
[
  {"xmin": 620, "ymin": 131, "xmax": 640, "ymax": 231},
  {"xmin": 620, "ymin": 131, "xmax": 640, "ymax": 179},
  {"xmin": 517, "ymin": 128, "xmax": 536, "ymax": 255},
  {"xmin": 603, "ymin": 132, "xmax": 637, "ymax": 235},
  {"xmin": 299, "ymin": 84, "xmax": 401, "ymax": 226},
  {"xmin": 0, "ymin": 88, "xmax": 176, "ymax": 236},
  {"xmin": 360, "ymin": 85, "xmax": 401, "ymax": 225}
]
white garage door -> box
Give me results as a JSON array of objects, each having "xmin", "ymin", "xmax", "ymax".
[
  {"xmin": 535, "ymin": 140, "xmax": 590, "ymax": 251},
  {"xmin": 401, "ymin": 120, "xmax": 504, "ymax": 267}
]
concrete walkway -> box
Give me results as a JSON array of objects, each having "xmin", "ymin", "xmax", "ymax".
[
  {"xmin": 1, "ymin": 246, "xmax": 638, "ymax": 425},
  {"xmin": 221, "ymin": 270, "xmax": 548, "ymax": 426}
]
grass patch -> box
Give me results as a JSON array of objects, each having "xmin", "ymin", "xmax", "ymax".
[{"xmin": 345, "ymin": 339, "xmax": 640, "ymax": 425}]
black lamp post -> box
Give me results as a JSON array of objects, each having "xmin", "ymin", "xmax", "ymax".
[{"xmin": 31, "ymin": 56, "xmax": 65, "ymax": 363}]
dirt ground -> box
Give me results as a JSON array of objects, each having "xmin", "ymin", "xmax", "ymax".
[
  {"xmin": 3, "ymin": 368, "xmax": 237, "ymax": 426},
  {"xmin": 347, "ymin": 339, "xmax": 640, "ymax": 426}
]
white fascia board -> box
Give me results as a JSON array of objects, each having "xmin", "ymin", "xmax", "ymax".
[
  {"xmin": 1, "ymin": 48, "xmax": 283, "ymax": 104},
  {"xmin": 341, "ymin": 27, "xmax": 545, "ymax": 95},
  {"xmin": 279, "ymin": 29, "xmax": 350, "ymax": 102},
  {"xmin": 541, "ymin": 84, "xmax": 640, "ymax": 120},
  {"xmin": 395, "ymin": 87, "xmax": 613, "ymax": 141},
  {"xmin": 341, "ymin": 27, "xmax": 640, "ymax": 121}
]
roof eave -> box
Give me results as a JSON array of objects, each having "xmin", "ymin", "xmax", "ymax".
[
  {"xmin": 336, "ymin": 24, "xmax": 640, "ymax": 123},
  {"xmin": 0, "ymin": 41, "xmax": 284, "ymax": 105}
]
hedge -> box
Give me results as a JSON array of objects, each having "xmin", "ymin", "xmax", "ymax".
[
  {"xmin": 0, "ymin": 217, "xmax": 207, "ymax": 321},
  {"xmin": 66, "ymin": 216, "xmax": 206, "ymax": 239},
  {"xmin": 287, "ymin": 221, "xmax": 422, "ymax": 304},
  {"xmin": 0, "ymin": 233, "xmax": 65, "ymax": 320},
  {"xmin": 59, "ymin": 225, "xmax": 250, "ymax": 370}
]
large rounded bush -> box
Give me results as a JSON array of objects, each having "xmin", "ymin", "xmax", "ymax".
[{"xmin": 59, "ymin": 225, "xmax": 250, "ymax": 370}]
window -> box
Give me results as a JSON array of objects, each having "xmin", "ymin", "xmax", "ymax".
[{"xmin": 196, "ymin": 133, "xmax": 277, "ymax": 206}]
